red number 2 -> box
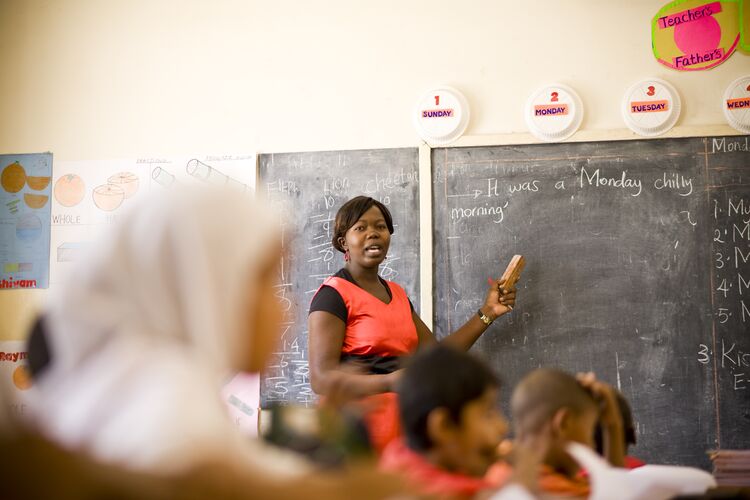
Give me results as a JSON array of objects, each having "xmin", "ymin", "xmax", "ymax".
[
  {"xmin": 550, "ymin": 92, "xmax": 559, "ymax": 102},
  {"xmin": 434, "ymin": 95, "xmax": 440, "ymax": 106}
]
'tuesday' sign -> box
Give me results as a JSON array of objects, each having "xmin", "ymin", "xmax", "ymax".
[{"xmin": 622, "ymin": 79, "xmax": 681, "ymax": 137}]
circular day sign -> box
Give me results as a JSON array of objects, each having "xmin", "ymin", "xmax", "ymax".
[
  {"xmin": 622, "ymin": 78, "xmax": 681, "ymax": 136},
  {"xmin": 525, "ymin": 84, "xmax": 584, "ymax": 142},
  {"xmin": 413, "ymin": 86, "xmax": 470, "ymax": 145},
  {"xmin": 723, "ymin": 75, "xmax": 750, "ymax": 133}
]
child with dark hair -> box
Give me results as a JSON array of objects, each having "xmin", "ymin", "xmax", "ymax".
[
  {"xmin": 509, "ymin": 369, "xmax": 625, "ymax": 497},
  {"xmin": 380, "ymin": 345, "xmax": 542, "ymax": 499},
  {"xmin": 594, "ymin": 389, "xmax": 645, "ymax": 470}
]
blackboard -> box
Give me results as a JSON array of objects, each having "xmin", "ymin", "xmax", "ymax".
[
  {"xmin": 432, "ymin": 136, "xmax": 750, "ymax": 469},
  {"xmin": 258, "ymin": 148, "xmax": 421, "ymax": 407}
]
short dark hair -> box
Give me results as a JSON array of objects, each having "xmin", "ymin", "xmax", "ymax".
[
  {"xmin": 511, "ymin": 368, "xmax": 597, "ymax": 435},
  {"xmin": 397, "ymin": 345, "xmax": 500, "ymax": 452},
  {"xmin": 331, "ymin": 196, "xmax": 394, "ymax": 253}
]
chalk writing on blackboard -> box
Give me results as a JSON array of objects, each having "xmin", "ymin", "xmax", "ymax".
[{"xmin": 433, "ymin": 136, "xmax": 749, "ymax": 469}]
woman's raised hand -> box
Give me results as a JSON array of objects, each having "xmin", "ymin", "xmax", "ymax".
[{"xmin": 482, "ymin": 278, "xmax": 517, "ymax": 321}]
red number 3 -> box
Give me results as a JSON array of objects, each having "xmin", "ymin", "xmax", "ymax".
[{"xmin": 647, "ymin": 86, "xmax": 656, "ymax": 96}]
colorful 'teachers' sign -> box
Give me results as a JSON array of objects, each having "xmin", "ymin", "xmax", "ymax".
[{"xmin": 652, "ymin": 0, "xmax": 740, "ymax": 71}]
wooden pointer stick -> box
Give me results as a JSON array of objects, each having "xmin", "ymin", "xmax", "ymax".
[{"xmin": 500, "ymin": 254, "xmax": 525, "ymax": 290}]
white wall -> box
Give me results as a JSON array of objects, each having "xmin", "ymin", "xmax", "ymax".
[{"xmin": 1, "ymin": 0, "xmax": 748, "ymax": 339}]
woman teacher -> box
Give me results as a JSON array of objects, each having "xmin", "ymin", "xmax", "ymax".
[{"xmin": 308, "ymin": 196, "xmax": 516, "ymax": 452}]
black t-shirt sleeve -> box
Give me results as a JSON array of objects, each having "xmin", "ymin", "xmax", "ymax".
[
  {"xmin": 309, "ymin": 285, "xmax": 348, "ymax": 323},
  {"xmin": 408, "ymin": 298, "xmax": 415, "ymax": 313}
]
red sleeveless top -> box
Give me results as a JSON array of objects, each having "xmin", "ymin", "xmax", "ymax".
[
  {"xmin": 322, "ymin": 276, "xmax": 418, "ymax": 357},
  {"xmin": 319, "ymin": 275, "xmax": 418, "ymax": 453}
]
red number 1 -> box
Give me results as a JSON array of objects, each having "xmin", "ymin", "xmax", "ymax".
[{"xmin": 434, "ymin": 95, "xmax": 440, "ymax": 106}]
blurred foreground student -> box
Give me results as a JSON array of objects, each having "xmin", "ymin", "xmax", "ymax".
[
  {"xmin": 381, "ymin": 345, "xmax": 544, "ymax": 499},
  {"xmin": 22, "ymin": 187, "xmax": 402, "ymax": 499},
  {"xmin": 503, "ymin": 369, "xmax": 715, "ymax": 500},
  {"xmin": 507, "ymin": 369, "xmax": 625, "ymax": 498}
]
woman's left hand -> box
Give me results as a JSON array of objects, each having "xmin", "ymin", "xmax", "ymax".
[{"xmin": 481, "ymin": 278, "xmax": 516, "ymax": 321}]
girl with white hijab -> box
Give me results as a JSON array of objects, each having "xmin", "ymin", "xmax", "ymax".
[{"xmin": 27, "ymin": 186, "xmax": 292, "ymax": 473}]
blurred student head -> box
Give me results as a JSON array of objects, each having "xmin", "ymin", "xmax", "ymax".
[
  {"xmin": 50, "ymin": 186, "xmax": 282, "ymax": 374},
  {"xmin": 511, "ymin": 368, "xmax": 598, "ymax": 473},
  {"xmin": 396, "ymin": 344, "xmax": 507, "ymax": 477},
  {"xmin": 29, "ymin": 186, "xmax": 286, "ymax": 472}
]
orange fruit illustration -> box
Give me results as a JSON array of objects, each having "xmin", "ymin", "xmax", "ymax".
[
  {"xmin": 26, "ymin": 175, "xmax": 51, "ymax": 191},
  {"xmin": 54, "ymin": 174, "xmax": 86, "ymax": 207},
  {"xmin": 92, "ymin": 184, "xmax": 125, "ymax": 211},
  {"xmin": 24, "ymin": 193, "xmax": 49, "ymax": 209},
  {"xmin": 13, "ymin": 365, "xmax": 32, "ymax": 390},
  {"xmin": 1, "ymin": 162, "xmax": 26, "ymax": 193},
  {"xmin": 107, "ymin": 172, "xmax": 139, "ymax": 199}
]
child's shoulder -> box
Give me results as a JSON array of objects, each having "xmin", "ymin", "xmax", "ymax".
[
  {"xmin": 539, "ymin": 465, "xmax": 590, "ymax": 497},
  {"xmin": 485, "ymin": 460, "xmax": 514, "ymax": 487},
  {"xmin": 380, "ymin": 439, "xmax": 492, "ymax": 497}
]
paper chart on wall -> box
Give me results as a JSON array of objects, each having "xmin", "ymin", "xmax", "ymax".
[
  {"xmin": 0, "ymin": 153, "xmax": 53, "ymax": 290},
  {"xmin": 50, "ymin": 155, "xmax": 256, "ymax": 285}
]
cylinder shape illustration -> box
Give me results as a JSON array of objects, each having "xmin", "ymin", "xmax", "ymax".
[
  {"xmin": 152, "ymin": 167, "xmax": 176, "ymax": 187},
  {"xmin": 186, "ymin": 159, "xmax": 228, "ymax": 185},
  {"xmin": 186, "ymin": 159, "xmax": 250, "ymax": 192}
]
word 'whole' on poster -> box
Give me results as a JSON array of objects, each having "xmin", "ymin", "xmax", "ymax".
[{"xmin": 0, "ymin": 153, "xmax": 53, "ymax": 290}]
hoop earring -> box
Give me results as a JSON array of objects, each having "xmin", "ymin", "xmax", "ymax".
[{"xmin": 344, "ymin": 249, "xmax": 350, "ymax": 262}]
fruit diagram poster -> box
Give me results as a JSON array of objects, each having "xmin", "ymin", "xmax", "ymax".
[
  {"xmin": 50, "ymin": 155, "xmax": 255, "ymax": 285},
  {"xmin": 0, "ymin": 153, "xmax": 53, "ymax": 290}
]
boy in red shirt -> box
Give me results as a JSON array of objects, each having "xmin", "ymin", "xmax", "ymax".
[{"xmin": 380, "ymin": 345, "xmax": 541, "ymax": 499}]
